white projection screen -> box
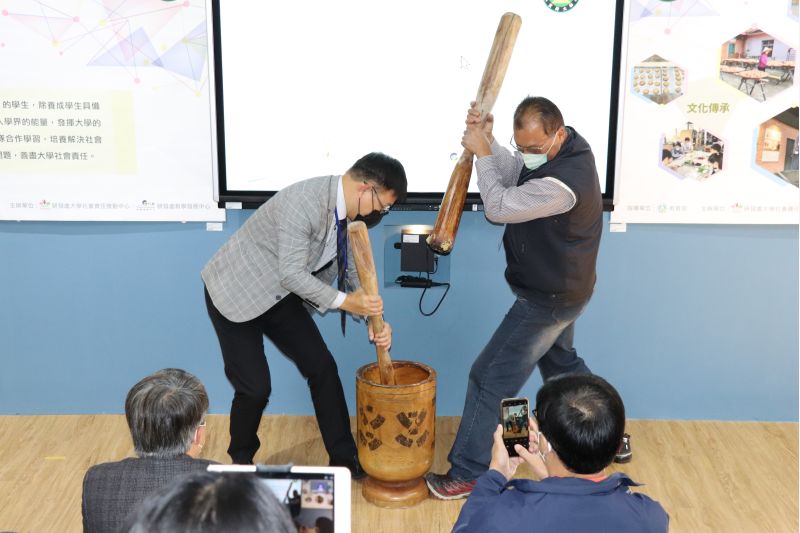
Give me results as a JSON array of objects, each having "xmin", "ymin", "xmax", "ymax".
[{"xmin": 210, "ymin": 0, "xmax": 621, "ymax": 208}]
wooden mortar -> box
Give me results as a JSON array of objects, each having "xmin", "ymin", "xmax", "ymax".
[{"xmin": 356, "ymin": 361, "xmax": 437, "ymax": 508}]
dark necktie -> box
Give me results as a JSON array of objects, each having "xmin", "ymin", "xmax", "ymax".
[{"xmin": 335, "ymin": 210, "xmax": 347, "ymax": 335}]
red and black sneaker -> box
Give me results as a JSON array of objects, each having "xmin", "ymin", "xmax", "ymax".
[{"xmin": 424, "ymin": 472, "xmax": 477, "ymax": 500}]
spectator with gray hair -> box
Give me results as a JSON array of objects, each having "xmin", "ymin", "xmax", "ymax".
[
  {"xmin": 123, "ymin": 471, "xmax": 295, "ymax": 533},
  {"xmin": 82, "ymin": 368, "xmax": 217, "ymax": 533}
]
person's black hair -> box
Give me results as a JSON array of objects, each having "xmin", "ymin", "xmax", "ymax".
[
  {"xmin": 710, "ymin": 143, "xmax": 722, "ymax": 153},
  {"xmin": 708, "ymin": 153, "xmax": 722, "ymax": 167},
  {"xmin": 348, "ymin": 152, "xmax": 407, "ymax": 203},
  {"xmin": 513, "ymin": 96, "xmax": 565, "ymax": 136},
  {"xmin": 123, "ymin": 471, "xmax": 295, "ymax": 533},
  {"xmin": 535, "ymin": 374, "xmax": 625, "ymax": 474},
  {"xmin": 662, "ymin": 149, "xmax": 673, "ymax": 162},
  {"xmin": 316, "ymin": 516, "xmax": 334, "ymax": 533}
]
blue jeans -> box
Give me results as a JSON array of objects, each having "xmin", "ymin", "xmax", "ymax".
[{"xmin": 447, "ymin": 295, "xmax": 592, "ymax": 480}]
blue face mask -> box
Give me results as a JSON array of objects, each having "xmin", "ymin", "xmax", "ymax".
[{"xmin": 521, "ymin": 134, "xmax": 558, "ymax": 170}]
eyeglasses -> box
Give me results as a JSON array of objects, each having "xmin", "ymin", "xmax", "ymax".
[
  {"xmin": 370, "ymin": 186, "xmax": 391, "ymax": 214},
  {"xmin": 510, "ymin": 133, "xmax": 556, "ymax": 155}
]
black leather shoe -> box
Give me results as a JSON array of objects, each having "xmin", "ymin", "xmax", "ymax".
[{"xmin": 330, "ymin": 455, "xmax": 367, "ymax": 480}]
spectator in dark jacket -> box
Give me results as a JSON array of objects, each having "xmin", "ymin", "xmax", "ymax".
[{"xmin": 453, "ymin": 374, "xmax": 669, "ymax": 533}]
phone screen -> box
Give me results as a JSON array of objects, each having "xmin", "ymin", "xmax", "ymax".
[{"xmin": 501, "ymin": 397, "xmax": 529, "ymax": 456}]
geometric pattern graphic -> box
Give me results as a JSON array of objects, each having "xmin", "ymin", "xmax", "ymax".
[
  {"xmin": 153, "ymin": 22, "xmax": 207, "ymax": 81},
  {"xmin": 2, "ymin": 1, "xmax": 207, "ymax": 88},
  {"xmin": 88, "ymin": 27, "xmax": 161, "ymax": 69},
  {"xmin": 630, "ymin": 0, "xmax": 717, "ymax": 21}
]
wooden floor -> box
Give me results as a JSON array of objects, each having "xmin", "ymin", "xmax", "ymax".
[{"xmin": 0, "ymin": 415, "xmax": 796, "ymax": 532}]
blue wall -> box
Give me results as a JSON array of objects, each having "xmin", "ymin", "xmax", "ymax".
[{"xmin": 1, "ymin": 211, "xmax": 797, "ymax": 421}]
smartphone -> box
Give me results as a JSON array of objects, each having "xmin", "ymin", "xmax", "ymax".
[{"xmin": 500, "ymin": 397, "xmax": 530, "ymax": 457}]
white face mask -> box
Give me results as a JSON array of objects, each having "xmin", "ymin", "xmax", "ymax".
[{"xmin": 521, "ymin": 133, "xmax": 558, "ymax": 170}]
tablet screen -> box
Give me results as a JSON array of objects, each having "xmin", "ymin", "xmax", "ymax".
[
  {"xmin": 258, "ymin": 473, "xmax": 335, "ymax": 532},
  {"xmin": 207, "ymin": 465, "xmax": 350, "ymax": 532}
]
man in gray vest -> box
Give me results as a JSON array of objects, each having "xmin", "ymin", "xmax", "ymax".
[{"xmin": 426, "ymin": 97, "xmax": 629, "ymax": 500}]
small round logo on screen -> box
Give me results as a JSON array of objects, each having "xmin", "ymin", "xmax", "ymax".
[{"xmin": 544, "ymin": 0, "xmax": 579, "ymax": 12}]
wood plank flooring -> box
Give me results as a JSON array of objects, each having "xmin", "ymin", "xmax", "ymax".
[{"xmin": 0, "ymin": 416, "xmax": 796, "ymax": 532}]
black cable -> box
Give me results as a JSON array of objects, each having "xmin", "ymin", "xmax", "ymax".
[
  {"xmin": 419, "ymin": 283, "xmax": 449, "ymax": 316},
  {"xmin": 394, "ymin": 270, "xmax": 450, "ymax": 316},
  {"xmin": 418, "ymin": 271, "xmax": 449, "ymax": 316}
]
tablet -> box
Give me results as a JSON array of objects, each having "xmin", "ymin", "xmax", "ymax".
[{"xmin": 207, "ymin": 464, "xmax": 351, "ymax": 532}]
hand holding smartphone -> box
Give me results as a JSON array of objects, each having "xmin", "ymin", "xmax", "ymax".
[{"xmin": 500, "ymin": 397, "xmax": 529, "ymax": 457}]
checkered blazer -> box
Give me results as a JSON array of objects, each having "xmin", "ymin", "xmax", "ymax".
[
  {"xmin": 202, "ymin": 175, "xmax": 359, "ymax": 322},
  {"xmin": 82, "ymin": 455, "xmax": 216, "ymax": 533}
]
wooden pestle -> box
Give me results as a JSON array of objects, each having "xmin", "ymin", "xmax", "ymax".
[{"xmin": 347, "ymin": 221, "xmax": 396, "ymax": 385}]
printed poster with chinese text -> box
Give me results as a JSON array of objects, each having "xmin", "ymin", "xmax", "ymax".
[
  {"xmin": 612, "ymin": 0, "xmax": 799, "ymax": 224},
  {"xmin": 0, "ymin": 0, "xmax": 224, "ymax": 221}
]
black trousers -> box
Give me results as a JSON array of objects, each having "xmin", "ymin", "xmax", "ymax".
[{"xmin": 204, "ymin": 288, "xmax": 357, "ymax": 465}]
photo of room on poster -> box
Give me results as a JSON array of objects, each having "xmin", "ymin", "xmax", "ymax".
[
  {"xmin": 660, "ymin": 126, "xmax": 724, "ymax": 181},
  {"xmin": 757, "ymin": 107, "xmax": 799, "ymax": 187},
  {"xmin": 718, "ymin": 27, "xmax": 795, "ymax": 102}
]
